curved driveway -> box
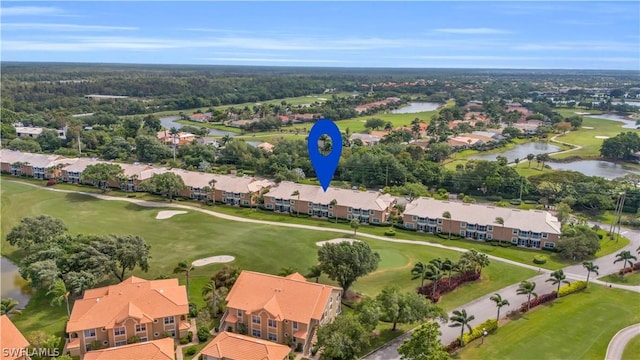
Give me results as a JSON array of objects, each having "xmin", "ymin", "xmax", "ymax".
[{"xmin": 605, "ymin": 324, "xmax": 640, "ymax": 360}]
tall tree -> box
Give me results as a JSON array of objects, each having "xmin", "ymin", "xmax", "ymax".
[
  {"xmin": 442, "ymin": 258, "xmax": 455, "ymax": 285},
  {"xmin": 449, "ymin": 309, "xmax": 475, "ymax": 346},
  {"xmin": 350, "ymin": 218, "xmax": 360, "ymax": 236},
  {"xmin": 142, "ymin": 172, "xmax": 186, "ymax": 202},
  {"xmin": 489, "ymin": 293, "xmax": 510, "ymax": 321},
  {"xmin": 96, "ymin": 235, "xmax": 151, "ymax": 281},
  {"xmin": 397, "ymin": 321, "xmax": 450, "ymax": 360},
  {"xmin": 494, "ymin": 217, "xmax": 504, "ymax": 244},
  {"xmin": 442, "ymin": 211, "xmax": 452, "ymax": 240},
  {"xmin": 317, "ymin": 315, "xmax": 370, "ymax": 360},
  {"xmin": 80, "ymin": 163, "xmax": 124, "ymax": 192},
  {"xmin": 582, "ymin": 261, "xmax": 599, "ymax": 286},
  {"xmin": 425, "ymin": 264, "xmax": 445, "ymax": 297},
  {"xmin": 546, "ymin": 269, "xmax": 570, "ymax": 296},
  {"xmin": 376, "ymin": 285, "xmax": 446, "ymax": 331},
  {"xmin": 330, "ymin": 199, "xmax": 339, "ymax": 223},
  {"xmin": 318, "ymin": 241, "xmax": 380, "ymax": 298},
  {"xmin": 291, "ymin": 190, "xmax": 300, "ymax": 217},
  {"xmin": 173, "ymin": 260, "xmax": 194, "ymax": 300},
  {"xmin": 526, "ymin": 153, "xmax": 535, "ymax": 168},
  {"xmin": 6, "ymin": 215, "xmax": 67, "ymax": 252},
  {"xmin": 411, "ymin": 262, "xmax": 429, "ymax": 287},
  {"xmin": 306, "ymin": 265, "xmax": 322, "ymax": 283},
  {"xmin": 47, "ymin": 279, "xmax": 71, "ymax": 318},
  {"xmin": 460, "ymin": 249, "xmax": 490, "ymax": 274},
  {"xmin": 614, "ymin": 250, "xmax": 637, "ymax": 275},
  {"xmin": 516, "ymin": 281, "xmax": 538, "ymax": 311},
  {"xmin": 278, "ymin": 267, "xmax": 296, "ymax": 276},
  {"xmin": 1, "ymin": 298, "xmax": 21, "ymax": 316}
]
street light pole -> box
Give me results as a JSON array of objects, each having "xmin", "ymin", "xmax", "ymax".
[{"xmin": 481, "ymin": 328, "xmax": 488, "ymax": 344}]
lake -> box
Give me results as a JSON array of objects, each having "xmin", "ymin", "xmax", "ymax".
[
  {"xmin": 391, "ymin": 102, "xmax": 440, "ymax": 114},
  {"xmin": 0, "ymin": 256, "xmax": 31, "ymax": 309},
  {"xmin": 582, "ymin": 113, "xmax": 639, "ymax": 129},
  {"xmin": 546, "ymin": 160, "xmax": 640, "ymax": 179},
  {"xmin": 160, "ymin": 116, "xmax": 238, "ymax": 137},
  {"xmin": 468, "ymin": 142, "xmax": 561, "ymax": 163},
  {"xmin": 612, "ymin": 101, "xmax": 640, "ymax": 108}
]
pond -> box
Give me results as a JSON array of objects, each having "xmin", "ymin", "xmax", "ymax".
[
  {"xmin": 582, "ymin": 113, "xmax": 639, "ymax": 129},
  {"xmin": 391, "ymin": 102, "xmax": 440, "ymax": 114},
  {"xmin": 0, "ymin": 256, "xmax": 31, "ymax": 309},
  {"xmin": 545, "ymin": 160, "xmax": 640, "ymax": 179},
  {"xmin": 467, "ymin": 142, "xmax": 562, "ymax": 163},
  {"xmin": 159, "ymin": 116, "xmax": 238, "ymax": 137}
]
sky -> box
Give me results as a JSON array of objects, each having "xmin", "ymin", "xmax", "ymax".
[{"xmin": 1, "ymin": 1, "xmax": 639, "ymax": 70}]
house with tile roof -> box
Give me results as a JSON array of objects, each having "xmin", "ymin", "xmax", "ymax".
[
  {"xmin": 403, "ymin": 198, "xmax": 562, "ymax": 249},
  {"xmin": 1, "ymin": 315, "xmax": 31, "ymax": 360},
  {"xmin": 200, "ymin": 331, "xmax": 291, "ymax": 360},
  {"xmin": 65, "ymin": 277, "xmax": 188, "ymax": 358},
  {"xmin": 220, "ymin": 271, "xmax": 342, "ymax": 357},
  {"xmin": 0, "ymin": 149, "xmax": 72, "ymax": 180},
  {"xmin": 82, "ymin": 338, "xmax": 174, "ymax": 360},
  {"xmin": 263, "ymin": 181, "xmax": 396, "ymax": 224}
]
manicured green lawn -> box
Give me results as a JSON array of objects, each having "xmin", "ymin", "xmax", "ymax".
[
  {"xmin": 453, "ymin": 285, "xmax": 640, "ymax": 360},
  {"xmin": 550, "ymin": 116, "xmax": 632, "ymax": 159},
  {"xmin": 600, "ymin": 272, "xmax": 640, "ymax": 286},
  {"xmin": 622, "ymin": 334, "xmax": 640, "ymax": 360}
]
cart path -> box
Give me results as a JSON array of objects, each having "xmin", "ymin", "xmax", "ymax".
[{"xmin": 605, "ymin": 323, "xmax": 640, "ymax": 360}]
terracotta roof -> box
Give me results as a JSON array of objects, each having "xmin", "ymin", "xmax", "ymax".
[
  {"xmin": 200, "ymin": 331, "xmax": 291, "ymax": 360},
  {"xmin": 404, "ymin": 198, "xmax": 561, "ymax": 234},
  {"xmin": 83, "ymin": 338, "xmax": 174, "ymax": 360},
  {"xmin": 266, "ymin": 182, "xmax": 395, "ymax": 212},
  {"xmin": 67, "ymin": 276, "xmax": 188, "ymax": 332},
  {"xmin": 1, "ymin": 315, "xmax": 29, "ymax": 359},
  {"xmin": 226, "ymin": 271, "xmax": 340, "ymax": 323}
]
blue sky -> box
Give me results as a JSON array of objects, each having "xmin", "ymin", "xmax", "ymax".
[{"xmin": 1, "ymin": 1, "xmax": 639, "ymax": 70}]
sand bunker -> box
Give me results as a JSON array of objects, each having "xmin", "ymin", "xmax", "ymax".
[
  {"xmin": 581, "ymin": 126, "xmax": 594, "ymax": 129},
  {"xmin": 156, "ymin": 210, "xmax": 188, "ymax": 220},
  {"xmin": 316, "ymin": 238, "xmax": 362, "ymax": 247},
  {"xmin": 594, "ymin": 136, "xmax": 610, "ymax": 139},
  {"xmin": 192, "ymin": 256, "xmax": 235, "ymax": 267}
]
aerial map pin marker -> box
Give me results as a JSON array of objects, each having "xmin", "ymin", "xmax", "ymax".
[{"xmin": 308, "ymin": 119, "xmax": 343, "ymax": 192}]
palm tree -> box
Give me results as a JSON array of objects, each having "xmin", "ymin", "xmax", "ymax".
[
  {"xmin": 306, "ymin": 265, "xmax": 322, "ymax": 283},
  {"xmin": 47, "ymin": 279, "xmax": 71, "ymax": 318},
  {"xmin": 449, "ymin": 309, "xmax": 475, "ymax": 346},
  {"xmin": 546, "ymin": 269, "xmax": 570, "ymax": 296},
  {"xmin": 0, "ymin": 298, "xmax": 21, "ymax": 316},
  {"xmin": 494, "ymin": 217, "xmax": 504, "ymax": 244},
  {"xmin": 329, "ymin": 199, "xmax": 338, "ymax": 223},
  {"xmin": 350, "ymin": 218, "xmax": 360, "ymax": 235},
  {"xmin": 461, "ymin": 249, "xmax": 490, "ymax": 275},
  {"xmin": 490, "ymin": 293, "xmax": 510, "ymax": 321},
  {"xmin": 442, "ymin": 258, "xmax": 455, "ymax": 285},
  {"xmin": 516, "ymin": 281, "xmax": 538, "ymax": 311},
  {"xmin": 201, "ymin": 281, "xmax": 218, "ymax": 314},
  {"xmin": 411, "ymin": 262, "xmax": 429, "ymax": 287},
  {"xmin": 169, "ymin": 127, "xmax": 179, "ymax": 161},
  {"xmin": 291, "ymin": 190, "xmax": 300, "ymax": 217},
  {"xmin": 442, "ymin": 211, "xmax": 452, "ymax": 240},
  {"xmin": 208, "ymin": 179, "xmax": 217, "ymax": 206},
  {"xmin": 221, "ymin": 135, "xmax": 232, "ymax": 146},
  {"xmin": 614, "ymin": 250, "xmax": 637, "ymax": 275},
  {"xmin": 173, "ymin": 261, "xmax": 194, "ymax": 300},
  {"xmin": 582, "ymin": 261, "xmax": 599, "ymax": 286},
  {"xmin": 425, "ymin": 264, "xmax": 445, "ymax": 297},
  {"xmin": 278, "ymin": 267, "xmax": 296, "ymax": 277},
  {"xmin": 637, "ymin": 245, "xmax": 640, "ymax": 255},
  {"xmin": 526, "ymin": 153, "xmax": 535, "ymax": 168}
]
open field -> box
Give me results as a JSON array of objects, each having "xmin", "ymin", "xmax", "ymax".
[
  {"xmin": 1, "ymin": 181, "xmax": 537, "ymax": 337},
  {"xmin": 453, "ymin": 285, "xmax": 640, "ymax": 360},
  {"xmin": 600, "ymin": 272, "xmax": 640, "ymax": 286},
  {"xmin": 622, "ymin": 334, "xmax": 640, "ymax": 360},
  {"xmin": 550, "ymin": 116, "xmax": 635, "ymax": 159}
]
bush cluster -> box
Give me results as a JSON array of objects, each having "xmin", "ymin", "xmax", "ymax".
[
  {"xmin": 179, "ymin": 337, "xmax": 189, "ymax": 345},
  {"xmin": 532, "ymin": 255, "xmax": 547, "ymax": 264},
  {"xmin": 462, "ymin": 319, "xmax": 499, "ymax": 345},
  {"xmin": 418, "ymin": 271, "xmax": 481, "ymax": 303},
  {"xmin": 519, "ymin": 292, "xmax": 557, "ymax": 313},
  {"xmin": 185, "ymin": 346, "xmax": 197, "ymax": 356},
  {"xmin": 558, "ymin": 280, "xmax": 587, "ymax": 297},
  {"xmin": 197, "ymin": 326, "xmax": 210, "ymax": 342},
  {"xmin": 618, "ymin": 262, "xmax": 640, "ymax": 275},
  {"xmin": 384, "ymin": 229, "xmax": 396, "ymax": 236}
]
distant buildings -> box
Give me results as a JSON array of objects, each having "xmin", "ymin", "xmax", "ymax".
[
  {"xmin": 14, "ymin": 126, "xmax": 66, "ymax": 140},
  {"xmin": 355, "ymin": 97, "xmax": 401, "ymax": 113},
  {"xmin": 84, "ymin": 94, "xmax": 129, "ymax": 100}
]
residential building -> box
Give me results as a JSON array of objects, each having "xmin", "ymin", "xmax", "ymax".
[
  {"xmin": 355, "ymin": 97, "xmax": 401, "ymax": 113},
  {"xmin": 263, "ymin": 181, "xmax": 396, "ymax": 224},
  {"xmin": 200, "ymin": 332, "xmax": 291, "ymax": 360},
  {"xmin": 187, "ymin": 112, "xmax": 212, "ymax": 122},
  {"xmin": 65, "ymin": 276, "xmax": 189, "ymax": 358},
  {"xmin": 0, "ymin": 149, "xmax": 71, "ymax": 179},
  {"xmin": 156, "ymin": 130, "xmax": 196, "ymax": 145},
  {"xmin": 82, "ymin": 338, "xmax": 174, "ymax": 360},
  {"xmin": 1, "ymin": 315, "xmax": 31, "ymax": 360},
  {"xmin": 220, "ymin": 271, "xmax": 342, "ymax": 356},
  {"xmin": 84, "ymin": 94, "xmax": 129, "ymax": 100},
  {"xmin": 14, "ymin": 126, "xmax": 66, "ymax": 139},
  {"xmin": 349, "ymin": 133, "xmax": 381, "ymax": 146},
  {"xmin": 59, "ymin": 158, "xmax": 105, "ymax": 184},
  {"xmin": 447, "ymin": 135, "xmax": 485, "ymax": 148},
  {"xmin": 402, "ymin": 198, "xmax": 562, "ymax": 249}
]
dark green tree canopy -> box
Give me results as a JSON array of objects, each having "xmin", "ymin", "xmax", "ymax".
[{"xmin": 317, "ymin": 241, "xmax": 381, "ymax": 298}]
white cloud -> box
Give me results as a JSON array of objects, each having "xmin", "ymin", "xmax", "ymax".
[
  {"xmin": 513, "ymin": 41, "xmax": 637, "ymax": 52},
  {"xmin": 3, "ymin": 23, "xmax": 138, "ymax": 32},
  {"xmin": 434, "ymin": 28, "xmax": 511, "ymax": 35},
  {"xmin": 0, "ymin": 6, "xmax": 63, "ymax": 16}
]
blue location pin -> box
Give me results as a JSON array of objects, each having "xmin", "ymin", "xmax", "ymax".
[{"xmin": 308, "ymin": 119, "xmax": 342, "ymax": 192}]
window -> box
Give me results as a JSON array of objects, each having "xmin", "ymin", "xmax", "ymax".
[
  {"xmin": 237, "ymin": 309, "xmax": 243, "ymax": 317},
  {"xmin": 329, "ymin": 212, "xmax": 334, "ymax": 217},
  {"xmin": 460, "ymin": 222, "xmax": 467, "ymax": 228},
  {"xmin": 512, "ymin": 228, "xmax": 519, "ymax": 234},
  {"xmin": 544, "ymin": 242, "xmax": 555, "ymax": 249},
  {"xmin": 511, "ymin": 237, "xmax": 518, "ymax": 244},
  {"xmin": 328, "ymin": 204, "xmax": 334, "ymax": 210},
  {"xmin": 114, "ymin": 327, "xmax": 125, "ymax": 336},
  {"xmin": 370, "ymin": 209, "xmax": 375, "ymax": 215},
  {"xmin": 437, "ymin": 218, "xmax": 443, "ymax": 224},
  {"xmin": 268, "ymin": 333, "xmax": 277, "ymax": 341},
  {"xmin": 84, "ymin": 329, "xmax": 96, "ymax": 338},
  {"xmin": 266, "ymin": 204, "xmax": 273, "ymax": 209},
  {"xmin": 372, "ymin": 218, "xmax": 380, "ymax": 224},
  {"xmin": 405, "ymin": 223, "xmax": 414, "ymax": 229},
  {"xmin": 115, "ymin": 341, "xmax": 127, "ymax": 347},
  {"xmin": 242, "ymin": 200, "xmax": 249, "ymax": 205},
  {"xmin": 437, "ymin": 227, "xmax": 442, "ymax": 233},
  {"xmin": 308, "ymin": 209, "xmax": 313, "ymax": 215},
  {"xmin": 290, "ymin": 199, "xmax": 295, "ymax": 205},
  {"xmin": 164, "ymin": 317, "xmax": 175, "ymax": 325},
  {"xmin": 487, "ymin": 225, "xmax": 493, "ymax": 231},
  {"xmin": 347, "ymin": 214, "xmax": 353, "ymax": 220},
  {"xmin": 487, "ymin": 234, "xmax": 493, "ymax": 240},
  {"xmin": 460, "ymin": 230, "xmax": 466, "ymax": 237},
  {"xmin": 140, "ymin": 337, "xmax": 148, "ymax": 342},
  {"xmin": 252, "ymin": 329, "xmax": 261, "ymax": 337},
  {"xmin": 412, "ymin": 215, "xmax": 418, "ymax": 221},
  {"xmin": 542, "ymin": 233, "xmax": 549, "ymax": 239},
  {"xmin": 252, "ymin": 315, "xmax": 261, "ymax": 324},
  {"xmin": 136, "ymin": 324, "xmax": 146, "ymax": 333},
  {"xmin": 293, "ymin": 321, "xmax": 299, "ymax": 330},
  {"xmin": 268, "ymin": 319, "xmax": 277, "ymax": 328}
]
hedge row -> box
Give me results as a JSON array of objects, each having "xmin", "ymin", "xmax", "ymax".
[
  {"xmin": 558, "ymin": 281, "xmax": 587, "ymax": 297},
  {"xmin": 618, "ymin": 262, "xmax": 640, "ymax": 275},
  {"xmin": 417, "ymin": 271, "xmax": 481, "ymax": 303},
  {"xmin": 462, "ymin": 319, "xmax": 499, "ymax": 345},
  {"xmin": 519, "ymin": 292, "xmax": 557, "ymax": 313}
]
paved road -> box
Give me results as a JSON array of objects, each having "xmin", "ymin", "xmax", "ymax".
[{"xmin": 605, "ymin": 323, "xmax": 640, "ymax": 360}]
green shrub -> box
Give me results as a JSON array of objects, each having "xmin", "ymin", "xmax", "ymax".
[
  {"xmin": 384, "ymin": 229, "xmax": 396, "ymax": 236},
  {"xmin": 187, "ymin": 331, "xmax": 193, "ymax": 342},
  {"xmin": 533, "ymin": 255, "xmax": 548, "ymax": 264},
  {"xmin": 179, "ymin": 337, "xmax": 189, "ymax": 345},
  {"xmin": 558, "ymin": 280, "xmax": 587, "ymax": 297},
  {"xmin": 486, "ymin": 195, "xmax": 502, "ymax": 202},
  {"xmin": 462, "ymin": 319, "xmax": 498, "ymax": 345},
  {"xmin": 524, "ymin": 200, "xmax": 538, "ymax": 204},
  {"xmin": 509, "ymin": 199, "xmax": 522, "ymax": 205},
  {"xmin": 197, "ymin": 326, "xmax": 210, "ymax": 342},
  {"xmin": 127, "ymin": 194, "xmax": 136, "ymax": 198},
  {"xmin": 127, "ymin": 335, "xmax": 141, "ymax": 344},
  {"xmin": 185, "ymin": 346, "xmax": 197, "ymax": 356}
]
